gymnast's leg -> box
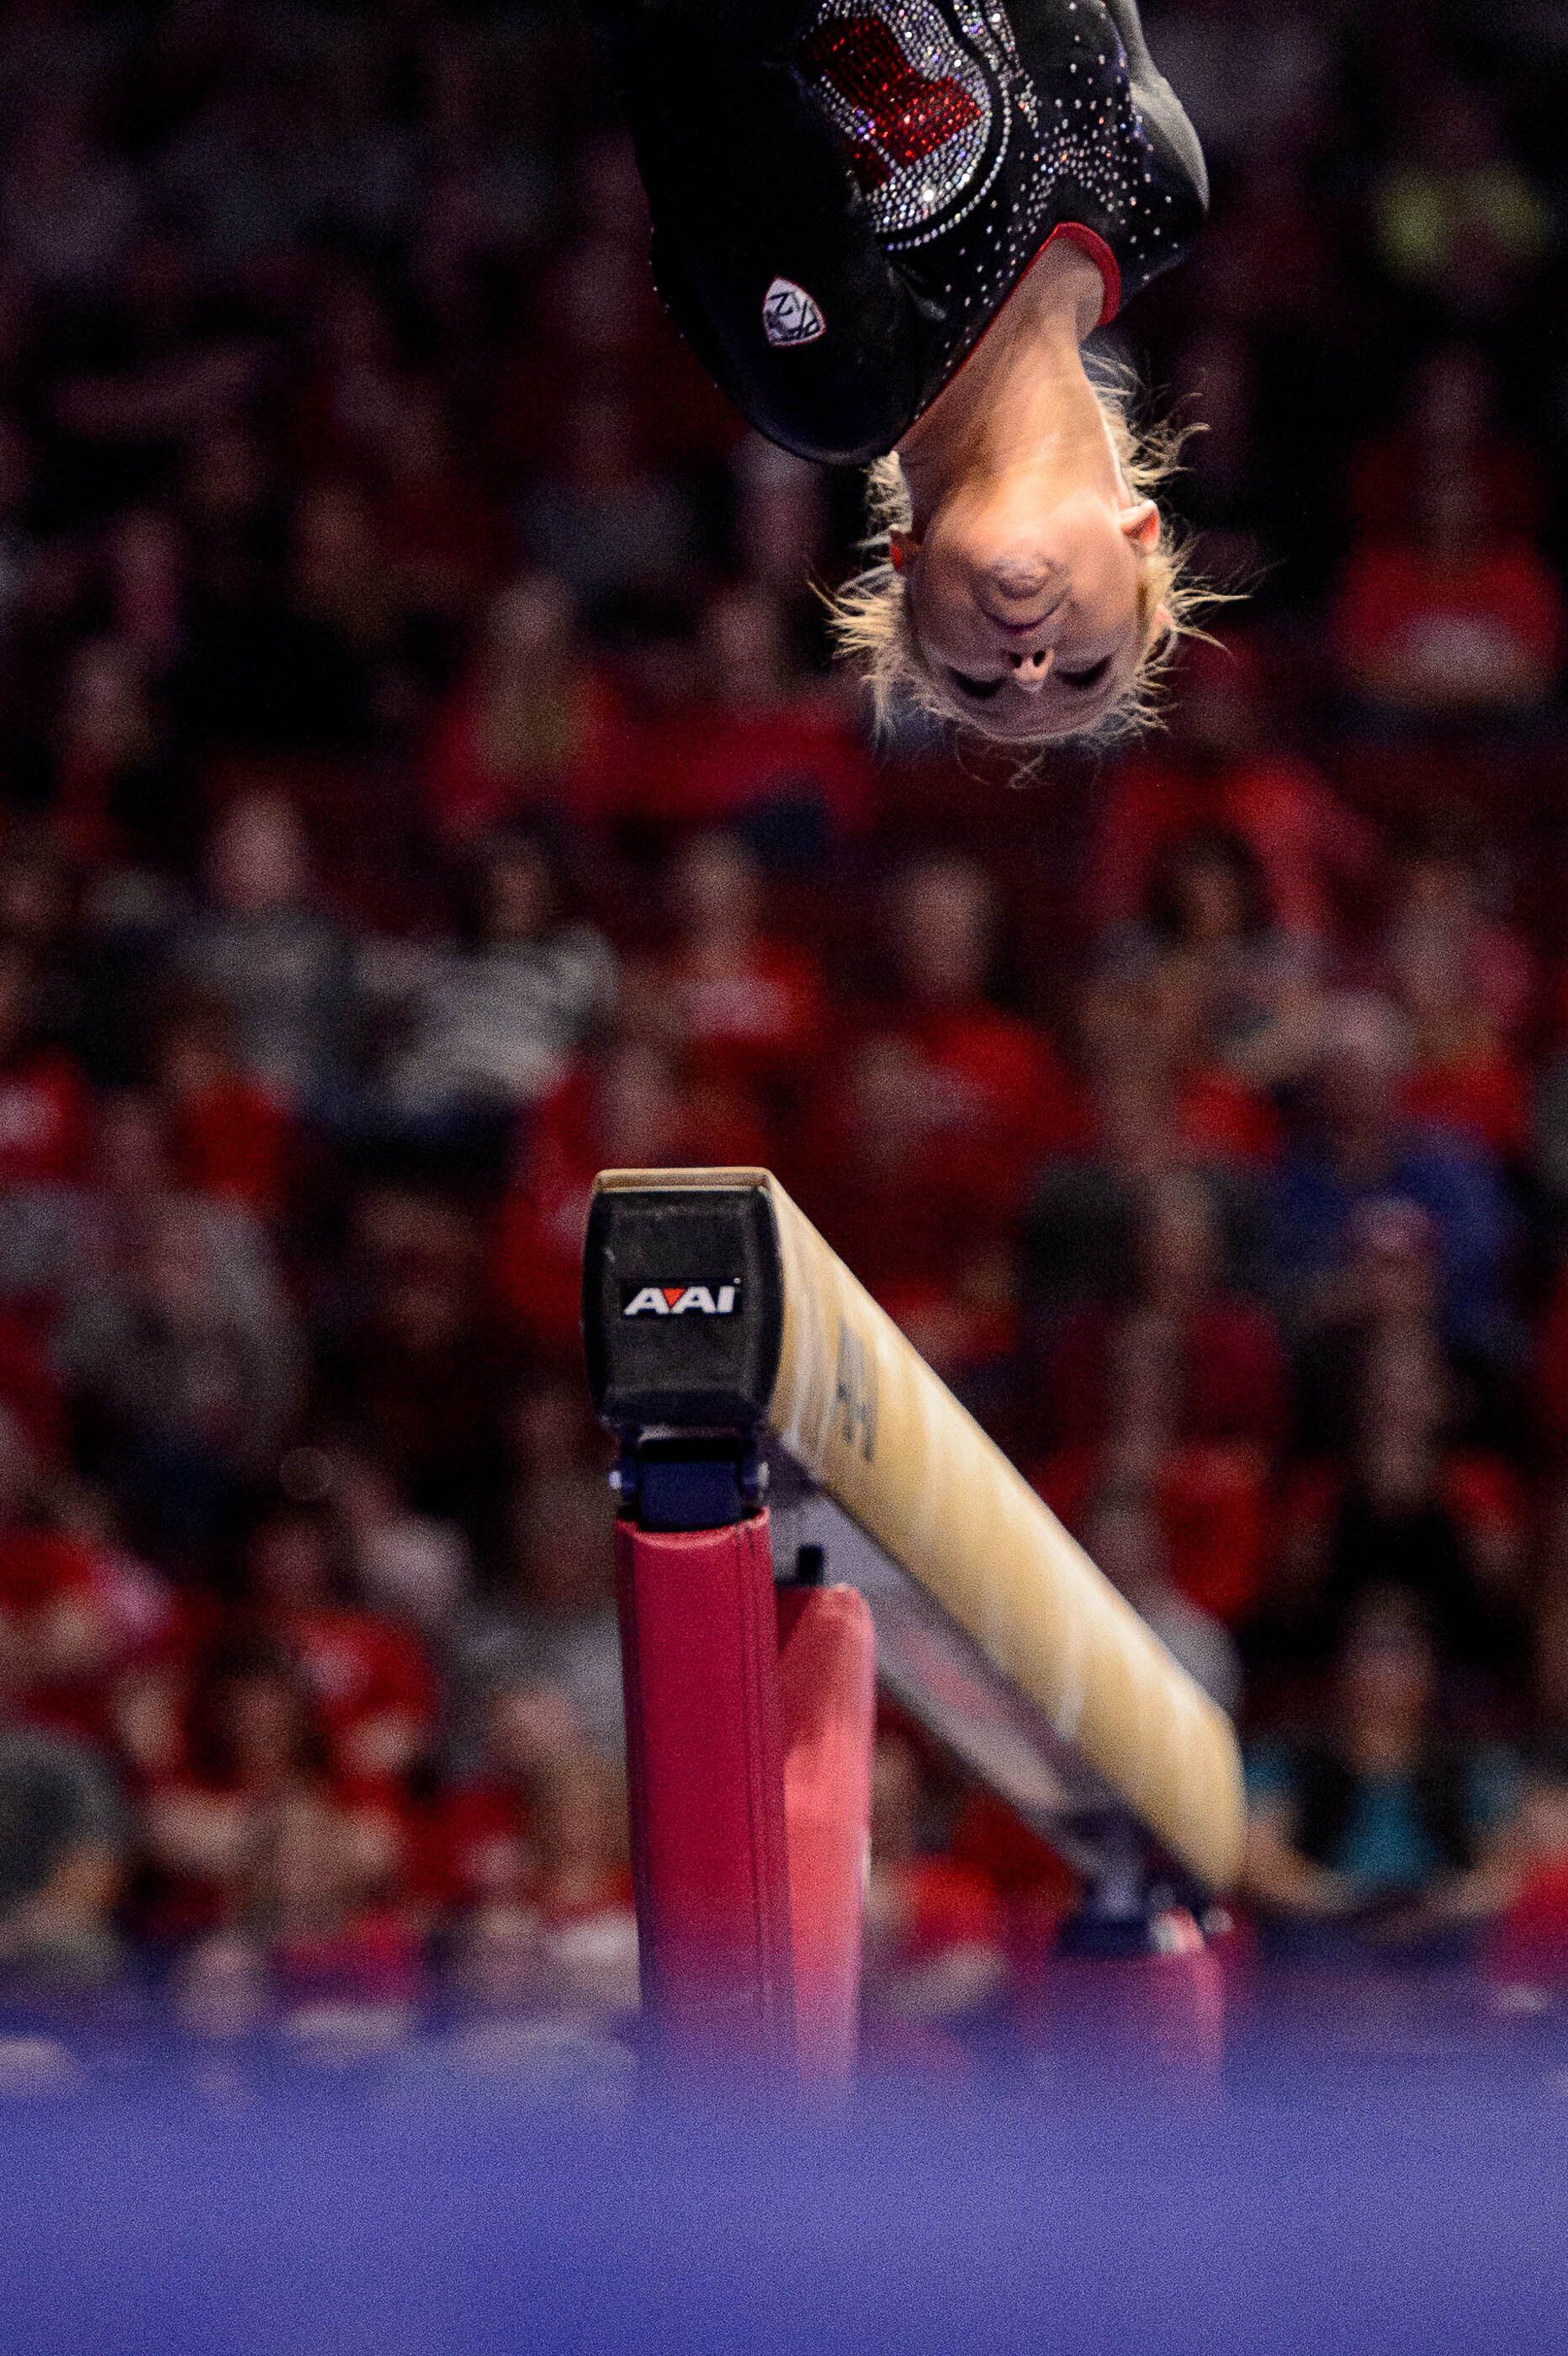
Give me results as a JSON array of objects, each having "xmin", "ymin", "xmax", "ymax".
[{"xmin": 601, "ymin": 0, "xmax": 924, "ymax": 464}]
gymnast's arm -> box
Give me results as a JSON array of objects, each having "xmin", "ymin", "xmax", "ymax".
[
  {"xmin": 1094, "ymin": 0, "xmax": 1209, "ymax": 211},
  {"xmin": 617, "ymin": 1, "xmax": 932, "ymax": 466}
]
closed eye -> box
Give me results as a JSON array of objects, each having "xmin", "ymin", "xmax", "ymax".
[
  {"xmin": 1056, "ymin": 655, "xmax": 1114, "ymax": 691},
  {"xmin": 949, "ymin": 671, "xmax": 1005, "ymax": 701}
]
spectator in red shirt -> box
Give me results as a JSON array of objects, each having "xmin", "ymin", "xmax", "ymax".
[
  {"xmin": 1031, "ymin": 1172, "xmax": 1281, "ymax": 1625},
  {"xmin": 1024, "ymin": 1030, "xmax": 1278, "ymax": 1364},
  {"xmin": 1484, "ymin": 1750, "xmax": 1568, "ymax": 1993},
  {"xmin": 1088, "ymin": 635, "xmax": 1383, "ymax": 943},
  {"xmin": 1392, "ymin": 929, "xmax": 1529, "ymax": 1165},
  {"xmin": 1348, "ymin": 345, "xmax": 1542, "ymax": 553},
  {"xmin": 420, "ymin": 575, "xmax": 631, "ymax": 845},
  {"xmin": 0, "ymin": 1410, "xmax": 115, "ymax": 1745},
  {"xmin": 416, "ymin": 1679, "xmax": 579, "ymax": 1919},
  {"xmin": 788, "ymin": 1030, "xmax": 1004, "ymax": 1354},
  {"xmin": 155, "ymin": 991, "xmax": 296, "ymax": 1218},
  {"xmin": 787, "ymin": 856, "xmax": 1077, "ymax": 1378},
  {"xmin": 887, "ymin": 853, "xmax": 1081, "ymax": 1210},
  {"xmin": 1333, "ymin": 473, "xmax": 1564, "ymax": 721},
  {"xmin": 0, "ymin": 945, "xmax": 88, "ymax": 1191},
  {"xmin": 650, "ymin": 830, "xmax": 828, "ymax": 1096},
  {"xmin": 862, "ymin": 1733, "xmax": 1009, "ymax": 2035},
  {"xmin": 803, "ymin": 854, "xmax": 1078, "ymax": 1247},
  {"xmin": 145, "ymin": 1641, "xmax": 403, "ymax": 1942},
  {"xmin": 146, "ymin": 1640, "xmax": 415, "ymax": 2024},
  {"xmin": 370, "ymin": 378, "xmax": 506, "ymax": 630},
  {"xmin": 626, "ymin": 584, "xmax": 875, "ymax": 841},
  {"xmin": 1377, "ymin": 829, "xmax": 1535, "ymax": 1045},
  {"xmin": 241, "ymin": 1498, "xmax": 437, "ymax": 1790},
  {"xmin": 494, "ymin": 1035, "xmax": 771, "ymax": 1360}
]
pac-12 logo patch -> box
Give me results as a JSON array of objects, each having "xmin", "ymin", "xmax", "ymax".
[
  {"xmin": 762, "ymin": 279, "xmax": 826, "ymax": 348},
  {"xmin": 622, "ymin": 1283, "xmax": 742, "ymax": 1318}
]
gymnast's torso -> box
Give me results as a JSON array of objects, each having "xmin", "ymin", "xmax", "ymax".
[{"xmin": 618, "ymin": 0, "xmax": 1208, "ymax": 465}]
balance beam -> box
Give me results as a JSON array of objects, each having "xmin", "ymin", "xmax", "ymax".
[{"xmin": 585, "ymin": 1166, "xmax": 1245, "ymax": 2064}]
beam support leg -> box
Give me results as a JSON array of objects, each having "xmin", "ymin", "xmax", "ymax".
[
  {"xmin": 616, "ymin": 1503, "xmax": 877, "ymax": 2080},
  {"xmin": 777, "ymin": 1582, "xmax": 876, "ymax": 2084},
  {"xmin": 1043, "ymin": 1860, "xmax": 1227, "ymax": 2090},
  {"xmin": 617, "ymin": 1511, "xmax": 797, "ymax": 2064}
]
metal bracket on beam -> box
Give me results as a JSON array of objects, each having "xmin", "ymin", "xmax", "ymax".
[{"xmin": 612, "ymin": 1435, "xmax": 767, "ymax": 1532}]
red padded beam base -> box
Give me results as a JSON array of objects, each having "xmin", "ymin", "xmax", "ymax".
[
  {"xmin": 777, "ymin": 1584, "xmax": 877, "ymax": 2085},
  {"xmin": 617, "ymin": 1512, "xmax": 796, "ymax": 2062}
]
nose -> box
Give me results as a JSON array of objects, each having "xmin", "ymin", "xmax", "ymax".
[
  {"xmin": 1009, "ymin": 647, "xmax": 1054, "ymax": 695},
  {"xmin": 987, "ymin": 558, "xmax": 1062, "ymax": 608}
]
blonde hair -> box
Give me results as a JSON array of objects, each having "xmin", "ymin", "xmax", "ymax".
[{"xmin": 826, "ymin": 372, "xmax": 1207, "ymax": 747}]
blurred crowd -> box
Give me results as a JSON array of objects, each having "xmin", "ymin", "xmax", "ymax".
[{"xmin": 0, "ymin": 0, "xmax": 1561, "ymax": 2085}]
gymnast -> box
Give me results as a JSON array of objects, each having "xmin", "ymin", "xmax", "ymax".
[{"xmin": 611, "ymin": 0, "xmax": 1210, "ymax": 744}]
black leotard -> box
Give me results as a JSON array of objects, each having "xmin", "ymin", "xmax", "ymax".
[{"xmin": 618, "ymin": 0, "xmax": 1207, "ymax": 466}]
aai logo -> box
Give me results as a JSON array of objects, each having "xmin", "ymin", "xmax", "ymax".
[{"xmin": 622, "ymin": 1283, "xmax": 741, "ymax": 1319}]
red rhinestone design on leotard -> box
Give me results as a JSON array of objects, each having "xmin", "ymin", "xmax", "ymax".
[{"xmin": 798, "ymin": 11, "xmax": 983, "ymax": 181}]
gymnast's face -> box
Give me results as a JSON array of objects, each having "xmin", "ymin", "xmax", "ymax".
[{"xmin": 893, "ymin": 486, "xmax": 1162, "ymax": 740}]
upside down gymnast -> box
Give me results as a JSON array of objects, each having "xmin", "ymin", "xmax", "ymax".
[{"xmin": 609, "ymin": 0, "xmax": 1210, "ymax": 746}]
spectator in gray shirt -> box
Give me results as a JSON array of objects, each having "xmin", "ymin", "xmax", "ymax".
[
  {"xmin": 446, "ymin": 1468, "xmax": 622, "ymax": 1768},
  {"xmin": 176, "ymin": 790, "xmax": 354, "ymax": 1114},
  {"xmin": 0, "ymin": 1722, "xmax": 122, "ymax": 1991},
  {"xmin": 53, "ymin": 1094, "xmax": 303, "ymax": 1551},
  {"xmin": 362, "ymin": 827, "xmax": 616, "ymax": 1142}
]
